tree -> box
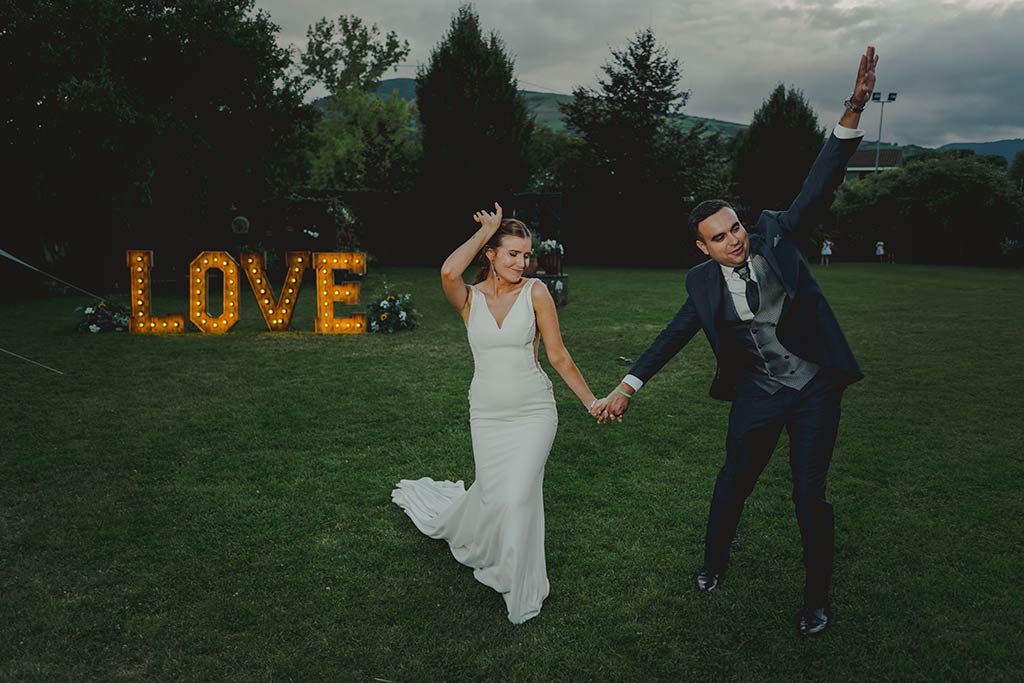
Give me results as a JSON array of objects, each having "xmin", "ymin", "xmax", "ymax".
[
  {"xmin": 301, "ymin": 15, "xmax": 418, "ymax": 193},
  {"xmin": 415, "ymin": 4, "xmax": 533, "ymax": 217},
  {"xmin": 730, "ymin": 84, "xmax": 825, "ymax": 221},
  {"xmin": 557, "ymin": 28, "xmax": 725, "ymax": 265},
  {"xmin": 1010, "ymin": 150, "xmax": 1024, "ymax": 193},
  {"xmin": 308, "ymin": 90, "xmax": 420, "ymax": 193},
  {"xmin": 301, "ymin": 15, "xmax": 409, "ymax": 94},
  {"xmin": 561, "ymin": 28, "xmax": 688, "ymax": 182},
  {"xmin": 525, "ymin": 124, "xmax": 584, "ymax": 193},
  {"xmin": 832, "ymin": 151, "xmax": 1024, "ymax": 265},
  {"xmin": 1, "ymin": 0, "xmax": 316, "ymax": 292}
]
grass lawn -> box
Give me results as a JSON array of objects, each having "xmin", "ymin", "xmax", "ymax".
[{"xmin": 1, "ymin": 263, "xmax": 1022, "ymax": 681}]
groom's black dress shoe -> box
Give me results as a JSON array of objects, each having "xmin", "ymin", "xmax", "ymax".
[
  {"xmin": 798, "ymin": 607, "xmax": 829, "ymax": 637},
  {"xmin": 695, "ymin": 569, "xmax": 720, "ymax": 593}
]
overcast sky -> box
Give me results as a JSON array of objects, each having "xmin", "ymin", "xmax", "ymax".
[{"xmin": 254, "ymin": 0, "xmax": 1024, "ymax": 148}]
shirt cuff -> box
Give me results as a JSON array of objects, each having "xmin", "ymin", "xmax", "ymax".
[
  {"xmin": 622, "ymin": 375, "xmax": 644, "ymax": 392},
  {"xmin": 833, "ymin": 123, "xmax": 865, "ymax": 140}
]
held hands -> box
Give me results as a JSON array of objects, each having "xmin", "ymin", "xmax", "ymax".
[
  {"xmin": 588, "ymin": 397, "xmax": 615, "ymax": 423},
  {"xmin": 850, "ymin": 46, "xmax": 879, "ymax": 109},
  {"xmin": 473, "ymin": 202, "xmax": 503, "ymax": 235},
  {"xmin": 589, "ymin": 388, "xmax": 631, "ymax": 424}
]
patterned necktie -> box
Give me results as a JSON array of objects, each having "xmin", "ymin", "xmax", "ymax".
[{"xmin": 734, "ymin": 262, "xmax": 760, "ymax": 315}]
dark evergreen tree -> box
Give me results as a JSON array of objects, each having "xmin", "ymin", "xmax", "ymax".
[
  {"xmin": 415, "ymin": 4, "xmax": 533, "ymax": 226},
  {"xmin": 561, "ymin": 27, "xmax": 687, "ymax": 184},
  {"xmin": 557, "ymin": 28, "xmax": 725, "ymax": 266},
  {"xmin": 730, "ymin": 84, "xmax": 825, "ymax": 221},
  {"xmin": 1009, "ymin": 150, "xmax": 1024, "ymax": 193}
]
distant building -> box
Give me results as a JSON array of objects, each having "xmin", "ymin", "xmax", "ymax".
[{"xmin": 845, "ymin": 148, "xmax": 903, "ymax": 181}]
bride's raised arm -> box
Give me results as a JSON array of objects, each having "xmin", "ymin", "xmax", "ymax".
[{"xmin": 440, "ymin": 202, "xmax": 503, "ymax": 313}]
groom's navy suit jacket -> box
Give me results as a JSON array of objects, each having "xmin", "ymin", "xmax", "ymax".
[{"xmin": 629, "ymin": 132, "xmax": 864, "ymax": 401}]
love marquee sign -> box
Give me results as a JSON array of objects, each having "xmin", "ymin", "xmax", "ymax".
[{"xmin": 127, "ymin": 249, "xmax": 367, "ymax": 334}]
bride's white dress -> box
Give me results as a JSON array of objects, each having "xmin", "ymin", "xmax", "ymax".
[{"xmin": 392, "ymin": 278, "xmax": 557, "ymax": 624}]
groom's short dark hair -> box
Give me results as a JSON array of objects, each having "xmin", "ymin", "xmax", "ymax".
[{"xmin": 689, "ymin": 199, "xmax": 733, "ymax": 242}]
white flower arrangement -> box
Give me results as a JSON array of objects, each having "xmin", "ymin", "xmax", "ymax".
[
  {"xmin": 366, "ymin": 284, "xmax": 419, "ymax": 334},
  {"xmin": 534, "ymin": 239, "xmax": 564, "ymax": 257},
  {"xmin": 76, "ymin": 302, "xmax": 130, "ymax": 333}
]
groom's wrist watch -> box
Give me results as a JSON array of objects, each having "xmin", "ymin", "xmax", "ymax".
[{"xmin": 844, "ymin": 96, "xmax": 866, "ymax": 113}]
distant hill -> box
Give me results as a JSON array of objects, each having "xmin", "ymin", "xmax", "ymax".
[
  {"xmin": 520, "ymin": 90, "xmax": 573, "ymax": 132},
  {"xmin": 355, "ymin": 78, "xmax": 1022, "ymax": 160},
  {"xmin": 372, "ymin": 78, "xmax": 748, "ymax": 139},
  {"xmin": 375, "ymin": 78, "xmax": 417, "ymax": 102},
  {"xmin": 939, "ymin": 139, "xmax": 1024, "ymax": 164}
]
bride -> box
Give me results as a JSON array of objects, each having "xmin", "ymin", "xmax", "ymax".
[{"xmin": 392, "ymin": 202, "xmax": 600, "ymax": 623}]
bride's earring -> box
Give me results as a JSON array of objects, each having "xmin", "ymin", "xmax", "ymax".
[{"xmin": 491, "ymin": 261, "xmax": 499, "ymax": 281}]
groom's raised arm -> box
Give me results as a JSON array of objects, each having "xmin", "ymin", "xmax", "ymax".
[{"xmin": 776, "ymin": 46, "xmax": 878, "ymax": 235}]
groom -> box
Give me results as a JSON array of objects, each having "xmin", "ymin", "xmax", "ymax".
[{"xmin": 598, "ymin": 47, "xmax": 880, "ymax": 637}]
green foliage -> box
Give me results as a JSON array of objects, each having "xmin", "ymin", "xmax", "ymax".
[
  {"xmin": 308, "ymin": 89, "xmax": 420, "ymax": 192},
  {"xmin": 910, "ymin": 148, "xmax": 1007, "ymax": 170},
  {"xmin": 2, "ymin": 0, "xmax": 317, "ymax": 289},
  {"xmin": 832, "ymin": 151, "xmax": 1024, "ymax": 264},
  {"xmin": 557, "ymin": 29, "xmax": 726, "ymax": 266},
  {"xmin": 730, "ymin": 84, "xmax": 826, "ymax": 220},
  {"xmin": 525, "ymin": 123, "xmax": 584, "ymax": 192},
  {"xmin": 301, "ymin": 14, "xmax": 410, "ymax": 93},
  {"xmin": 1010, "ymin": 150, "xmax": 1024, "ymax": 191},
  {"xmin": 300, "ymin": 16, "xmax": 417, "ymax": 194},
  {"xmin": 415, "ymin": 4, "xmax": 533, "ymax": 211},
  {"xmin": 561, "ymin": 28, "xmax": 688, "ymax": 160}
]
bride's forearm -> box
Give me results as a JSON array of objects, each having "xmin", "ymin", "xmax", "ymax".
[
  {"xmin": 552, "ymin": 356, "xmax": 596, "ymax": 408},
  {"xmin": 441, "ymin": 224, "xmax": 495, "ymax": 279}
]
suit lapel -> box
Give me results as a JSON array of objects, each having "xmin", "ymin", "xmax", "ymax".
[
  {"xmin": 750, "ymin": 233, "xmax": 795, "ymax": 299},
  {"xmin": 701, "ymin": 261, "xmax": 723, "ymax": 350}
]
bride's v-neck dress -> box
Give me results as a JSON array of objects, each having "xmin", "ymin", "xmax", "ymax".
[{"xmin": 392, "ymin": 278, "xmax": 557, "ymax": 624}]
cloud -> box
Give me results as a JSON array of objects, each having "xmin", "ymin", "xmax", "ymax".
[{"xmin": 254, "ymin": 0, "xmax": 1024, "ymax": 147}]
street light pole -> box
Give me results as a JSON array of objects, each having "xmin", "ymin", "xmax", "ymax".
[{"xmin": 873, "ymin": 92, "xmax": 898, "ymax": 173}]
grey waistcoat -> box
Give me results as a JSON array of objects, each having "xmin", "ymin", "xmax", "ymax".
[{"xmin": 720, "ymin": 254, "xmax": 819, "ymax": 394}]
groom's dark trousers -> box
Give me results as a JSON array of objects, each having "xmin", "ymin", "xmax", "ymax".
[
  {"xmin": 626, "ymin": 130, "xmax": 864, "ymax": 609},
  {"xmin": 705, "ymin": 371, "xmax": 844, "ymax": 607}
]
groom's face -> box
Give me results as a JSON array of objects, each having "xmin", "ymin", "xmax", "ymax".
[{"xmin": 696, "ymin": 207, "xmax": 750, "ymax": 268}]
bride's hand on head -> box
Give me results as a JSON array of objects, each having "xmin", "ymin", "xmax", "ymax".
[{"xmin": 473, "ymin": 202, "xmax": 503, "ymax": 234}]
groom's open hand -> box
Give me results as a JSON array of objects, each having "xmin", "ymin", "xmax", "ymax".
[
  {"xmin": 839, "ymin": 45, "xmax": 878, "ymax": 130},
  {"xmin": 851, "ymin": 45, "xmax": 878, "ymax": 110}
]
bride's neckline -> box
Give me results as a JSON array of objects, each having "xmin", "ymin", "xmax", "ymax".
[{"xmin": 474, "ymin": 279, "xmax": 530, "ymax": 330}]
